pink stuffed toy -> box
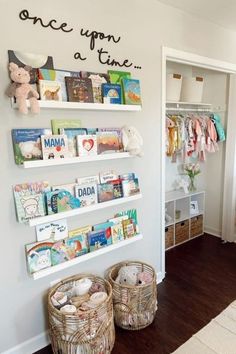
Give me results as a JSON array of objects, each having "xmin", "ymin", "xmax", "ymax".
[
  {"xmin": 137, "ymin": 272, "xmax": 153, "ymax": 285},
  {"xmin": 6, "ymin": 62, "xmax": 40, "ymax": 114}
]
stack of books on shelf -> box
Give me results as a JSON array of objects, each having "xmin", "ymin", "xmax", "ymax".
[
  {"xmin": 11, "ymin": 122, "xmax": 126, "ymax": 164},
  {"xmin": 25, "ymin": 208, "xmax": 139, "ymax": 274},
  {"xmin": 13, "ymin": 172, "xmax": 140, "ymax": 223}
]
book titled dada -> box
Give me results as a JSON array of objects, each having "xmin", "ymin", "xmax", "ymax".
[
  {"xmin": 41, "ymin": 135, "xmax": 70, "ymax": 159},
  {"xmin": 75, "ymin": 182, "xmax": 98, "ymax": 207}
]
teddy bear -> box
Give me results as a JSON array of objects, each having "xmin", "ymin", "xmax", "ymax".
[
  {"xmin": 6, "ymin": 62, "xmax": 40, "ymax": 114},
  {"xmin": 115, "ymin": 265, "xmax": 139, "ymax": 286},
  {"xmin": 121, "ymin": 125, "xmax": 143, "ymax": 157}
]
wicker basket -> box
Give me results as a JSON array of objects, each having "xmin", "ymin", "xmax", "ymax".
[
  {"xmin": 106, "ymin": 261, "xmax": 157, "ymax": 330},
  {"xmin": 48, "ymin": 274, "xmax": 115, "ymax": 354}
]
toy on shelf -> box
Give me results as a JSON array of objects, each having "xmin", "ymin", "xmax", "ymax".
[
  {"xmin": 6, "ymin": 63, "xmax": 40, "ymax": 114},
  {"xmin": 121, "ymin": 125, "xmax": 143, "ymax": 157}
]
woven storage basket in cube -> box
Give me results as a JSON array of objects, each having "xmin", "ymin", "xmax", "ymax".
[
  {"xmin": 106, "ymin": 261, "xmax": 157, "ymax": 330},
  {"xmin": 48, "ymin": 274, "xmax": 115, "ymax": 354}
]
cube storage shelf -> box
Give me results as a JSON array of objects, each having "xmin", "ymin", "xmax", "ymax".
[{"xmin": 165, "ymin": 190, "xmax": 205, "ymax": 250}]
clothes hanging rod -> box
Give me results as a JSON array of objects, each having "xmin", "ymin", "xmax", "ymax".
[{"xmin": 166, "ymin": 107, "xmax": 212, "ymax": 112}]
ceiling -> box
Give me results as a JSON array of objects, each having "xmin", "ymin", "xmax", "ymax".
[{"xmin": 158, "ymin": 0, "xmax": 236, "ymax": 32}]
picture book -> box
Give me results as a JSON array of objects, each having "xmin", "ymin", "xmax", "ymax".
[
  {"xmin": 97, "ymin": 183, "xmax": 114, "ymax": 203},
  {"xmin": 99, "ymin": 170, "xmax": 118, "ymax": 184},
  {"xmin": 69, "ymin": 225, "xmax": 92, "ymax": 237},
  {"xmin": 45, "ymin": 190, "xmax": 60, "ymax": 215},
  {"xmin": 108, "ymin": 70, "xmax": 131, "ymax": 85},
  {"xmin": 115, "ymin": 209, "xmax": 139, "ymax": 233},
  {"xmin": 45, "ymin": 190, "xmax": 80, "ymax": 214},
  {"xmin": 67, "ymin": 229, "xmax": 88, "ymax": 256},
  {"xmin": 88, "ymin": 230, "xmax": 107, "ymax": 252},
  {"xmin": 81, "ymin": 71, "xmax": 110, "ymax": 103},
  {"xmin": 76, "ymin": 135, "xmax": 97, "ymax": 156},
  {"xmin": 122, "ymin": 78, "xmax": 142, "ymax": 105},
  {"xmin": 96, "ymin": 131, "xmax": 120, "ymax": 154},
  {"xmin": 65, "ymin": 77, "xmax": 94, "ymax": 103},
  {"xmin": 38, "ymin": 80, "xmax": 62, "ymax": 101},
  {"xmin": 41, "ymin": 135, "xmax": 70, "ymax": 159},
  {"xmin": 122, "ymin": 178, "xmax": 140, "ymax": 197},
  {"xmin": 51, "ymin": 240, "xmax": 76, "ymax": 266},
  {"xmin": 77, "ymin": 175, "xmax": 100, "ymax": 185},
  {"xmin": 93, "ymin": 221, "xmax": 113, "ymax": 246},
  {"xmin": 8, "ymin": 50, "xmax": 54, "ymax": 84},
  {"xmin": 122, "ymin": 219, "xmax": 136, "ymax": 238},
  {"xmin": 52, "ymin": 183, "xmax": 76, "ymax": 196},
  {"xmin": 26, "ymin": 241, "xmax": 53, "ymax": 274},
  {"xmin": 97, "ymin": 128, "xmax": 123, "ymax": 151},
  {"xmin": 86, "ymin": 128, "xmax": 98, "ymax": 135},
  {"xmin": 51, "ymin": 119, "xmax": 82, "ymax": 135},
  {"xmin": 13, "ymin": 181, "xmax": 50, "ymax": 223},
  {"xmin": 108, "ymin": 179, "xmax": 123, "ymax": 199},
  {"xmin": 59, "ymin": 128, "xmax": 88, "ymax": 157},
  {"xmin": 12, "ymin": 128, "xmax": 52, "ymax": 165},
  {"xmin": 102, "ymin": 83, "xmax": 122, "ymax": 104},
  {"xmin": 109, "ymin": 215, "xmax": 129, "ymax": 225},
  {"xmin": 75, "ymin": 182, "xmax": 98, "ymax": 207},
  {"xmin": 38, "ymin": 69, "xmax": 80, "ymax": 101},
  {"xmin": 111, "ymin": 222, "xmax": 124, "ymax": 243},
  {"xmin": 119, "ymin": 173, "xmax": 136, "ymax": 181},
  {"xmin": 36, "ymin": 219, "xmax": 68, "ymax": 242}
]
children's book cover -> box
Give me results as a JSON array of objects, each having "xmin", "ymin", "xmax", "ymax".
[
  {"xmin": 38, "ymin": 80, "xmax": 62, "ymax": 101},
  {"xmin": 93, "ymin": 221, "xmax": 113, "ymax": 245},
  {"xmin": 76, "ymin": 135, "xmax": 97, "ymax": 156},
  {"xmin": 108, "ymin": 179, "xmax": 123, "ymax": 199},
  {"xmin": 109, "ymin": 215, "xmax": 128, "ymax": 225},
  {"xmin": 69, "ymin": 225, "xmax": 92, "ymax": 237},
  {"xmin": 45, "ymin": 190, "xmax": 80, "ymax": 214},
  {"xmin": 77, "ymin": 175, "xmax": 100, "ymax": 185},
  {"xmin": 26, "ymin": 241, "xmax": 53, "ymax": 274},
  {"xmin": 122, "ymin": 178, "xmax": 140, "ymax": 197},
  {"xmin": 45, "ymin": 191, "xmax": 59, "ymax": 215},
  {"xmin": 122, "ymin": 79, "xmax": 142, "ymax": 105},
  {"xmin": 65, "ymin": 77, "xmax": 94, "ymax": 103},
  {"xmin": 52, "ymin": 183, "xmax": 76, "ymax": 197},
  {"xmin": 97, "ymin": 183, "xmax": 114, "ymax": 203},
  {"xmin": 102, "ymin": 83, "xmax": 122, "ymax": 104},
  {"xmin": 51, "ymin": 119, "xmax": 82, "ymax": 135},
  {"xmin": 81, "ymin": 72, "xmax": 110, "ymax": 103},
  {"xmin": 41, "ymin": 134, "xmax": 70, "ymax": 159},
  {"xmin": 51, "ymin": 240, "xmax": 76, "ymax": 266},
  {"xmin": 13, "ymin": 181, "xmax": 50, "ymax": 223},
  {"xmin": 36, "ymin": 219, "xmax": 68, "ymax": 242},
  {"xmin": 12, "ymin": 128, "xmax": 52, "ymax": 165},
  {"xmin": 98, "ymin": 128, "xmax": 123, "ymax": 151},
  {"xmin": 108, "ymin": 70, "xmax": 131, "ymax": 85},
  {"xmin": 96, "ymin": 132, "xmax": 120, "ymax": 155},
  {"xmin": 75, "ymin": 182, "xmax": 98, "ymax": 207},
  {"xmin": 38, "ymin": 69, "xmax": 80, "ymax": 101},
  {"xmin": 122, "ymin": 219, "xmax": 135, "ymax": 238},
  {"xmin": 99, "ymin": 170, "xmax": 118, "ymax": 184},
  {"xmin": 111, "ymin": 222, "xmax": 124, "ymax": 243},
  {"xmin": 66, "ymin": 231, "xmax": 88, "ymax": 257},
  {"xmin": 119, "ymin": 173, "xmax": 136, "ymax": 181},
  {"xmin": 59, "ymin": 128, "xmax": 88, "ymax": 157},
  {"xmin": 88, "ymin": 230, "xmax": 107, "ymax": 252},
  {"xmin": 115, "ymin": 209, "xmax": 139, "ymax": 233}
]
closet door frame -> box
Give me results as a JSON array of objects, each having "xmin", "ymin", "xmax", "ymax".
[{"xmin": 161, "ymin": 47, "xmax": 236, "ymax": 278}]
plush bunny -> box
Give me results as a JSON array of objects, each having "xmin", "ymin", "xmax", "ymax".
[
  {"xmin": 137, "ymin": 272, "xmax": 153, "ymax": 285},
  {"xmin": 6, "ymin": 62, "xmax": 40, "ymax": 114},
  {"xmin": 115, "ymin": 265, "xmax": 139, "ymax": 286},
  {"xmin": 121, "ymin": 125, "xmax": 143, "ymax": 157}
]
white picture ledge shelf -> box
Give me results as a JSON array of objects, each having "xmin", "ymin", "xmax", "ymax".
[
  {"xmin": 11, "ymin": 99, "xmax": 142, "ymax": 112},
  {"xmin": 32, "ymin": 234, "xmax": 143, "ymax": 280},
  {"xmin": 23, "ymin": 152, "xmax": 134, "ymax": 169},
  {"xmin": 28, "ymin": 193, "xmax": 142, "ymax": 227}
]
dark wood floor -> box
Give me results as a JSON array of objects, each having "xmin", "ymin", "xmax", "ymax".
[{"xmin": 35, "ymin": 234, "xmax": 236, "ymax": 354}]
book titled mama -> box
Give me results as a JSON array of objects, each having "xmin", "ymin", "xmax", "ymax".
[{"xmin": 41, "ymin": 135, "xmax": 69, "ymax": 159}]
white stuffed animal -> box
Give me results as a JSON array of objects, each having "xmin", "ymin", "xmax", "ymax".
[
  {"xmin": 121, "ymin": 125, "xmax": 143, "ymax": 157},
  {"xmin": 115, "ymin": 265, "xmax": 139, "ymax": 286}
]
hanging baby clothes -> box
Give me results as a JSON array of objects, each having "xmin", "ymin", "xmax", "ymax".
[{"xmin": 211, "ymin": 114, "xmax": 226, "ymax": 141}]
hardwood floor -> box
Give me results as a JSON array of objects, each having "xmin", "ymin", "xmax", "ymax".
[{"xmin": 34, "ymin": 234, "xmax": 236, "ymax": 354}]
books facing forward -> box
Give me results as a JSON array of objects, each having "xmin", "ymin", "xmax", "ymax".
[
  {"xmin": 13, "ymin": 172, "xmax": 140, "ymax": 223},
  {"xmin": 12, "ymin": 123, "xmax": 125, "ymax": 164},
  {"xmin": 26, "ymin": 209, "xmax": 139, "ymax": 274},
  {"xmin": 37, "ymin": 68, "xmax": 141, "ymax": 105}
]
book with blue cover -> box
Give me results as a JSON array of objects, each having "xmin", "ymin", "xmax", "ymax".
[
  {"xmin": 26, "ymin": 241, "xmax": 53, "ymax": 274},
  {"xmin": 102, "ymin": 83, "xmax": 122, "ymax": 104},
  {"xmin": 93, "ymin": 221, "xmax": 113, "ymax": 245},
  {"xmin": 122, "ymin": 78, "xmax": 142, "ymax": 105},
  {"xmin": 12, "ymin": 128, "xmax": 52, "ymax": 165},
  {"xmin": 88, "ymin": 230, "xmax": 107, "ymax": 251}
]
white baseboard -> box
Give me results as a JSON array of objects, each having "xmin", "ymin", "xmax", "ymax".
[
  {"xmin": 2, "ymin": 331, "xmax": 50, "ymax": 354},
  {"xmin": 204, "ymin": 226, "xmax": 222, "ymax": 238},
  {"xmin": 157, "ymin": 271, "xmax": 165, "ymax": 284}
]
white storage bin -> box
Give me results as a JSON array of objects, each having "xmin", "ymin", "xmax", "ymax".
[
  {"xmin": 181, "ymin": 76, "xmax": 204, "ymax": 103},
  {"xmin": 166, "ymin": 73, "xmax": 182, "ymax": 102}
]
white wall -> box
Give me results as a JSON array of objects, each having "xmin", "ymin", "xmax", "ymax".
[{"xmin": 1, "ymin": 0, "xmax": 236, "ymax": 352}]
